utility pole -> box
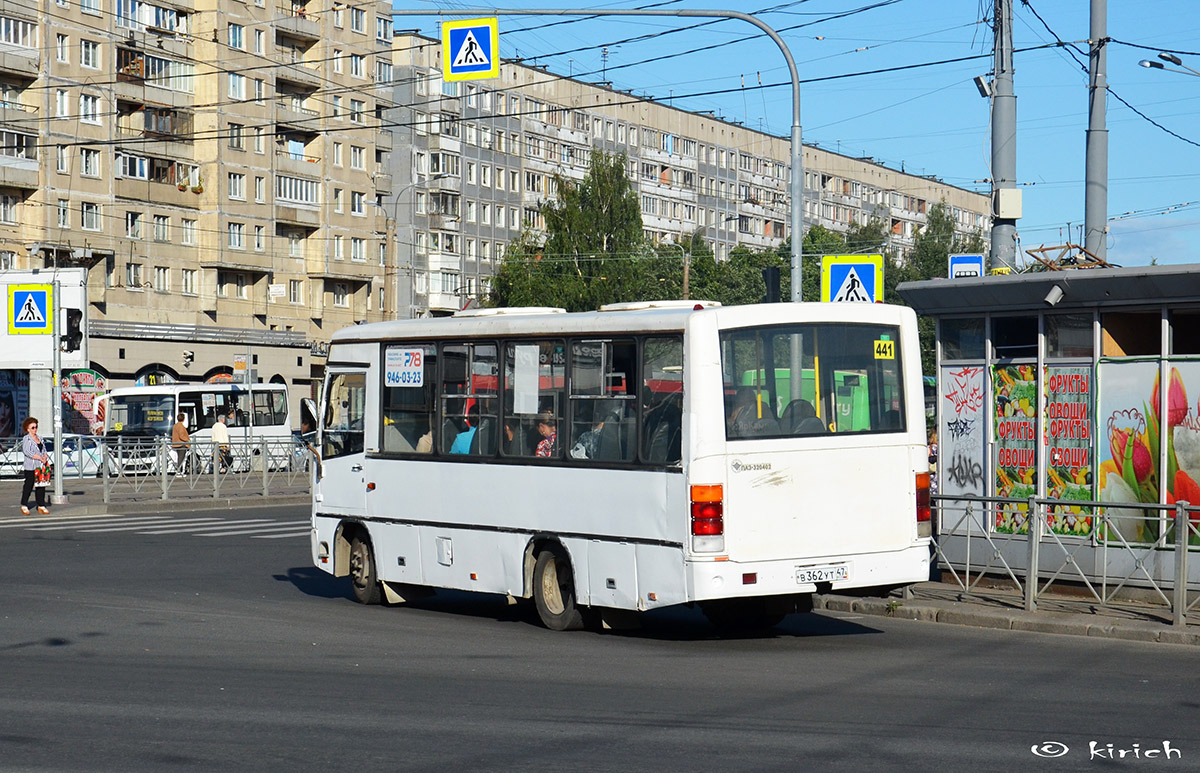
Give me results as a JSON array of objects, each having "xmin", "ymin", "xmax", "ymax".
[
  {"xmin": 1084, "ymin": 0, "xmax": 1108, "ymax": 260},
  {"xmin": 50, "ymin": 279, "xmax": 65, "ymax": 505},
  {"xmin": 990, "ymin": 0, "xmax": 1019, "ymax": 269}
]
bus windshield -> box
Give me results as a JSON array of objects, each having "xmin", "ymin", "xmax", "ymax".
[
  {"xmin": 721, "ymin": 322, "xmax": 905, "ymax": 438},
  {"xmin": 105, "ymin": 395, "xmax": 175, "ymax": 436}
]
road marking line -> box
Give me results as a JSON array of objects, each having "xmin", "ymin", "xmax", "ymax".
[
  {"xmin": 24, "ymin": 517, "xmax": 180, "ymax": 531},
  {"xmin": 0, "ymin": 514, "xmax": 149, "ymax": 528},
  {"xmin": 193, "ymin": 523, "xmax": 309, "ymax": 536},
  {"xmin": 77, "ymin": 518, "xmax": 231, "ymax": 533},
  {"xmin": 138, "ymin": 519, "xmax": 280, "ymax": 534},
  {"xmin": 251, "ymin": 531, "xmax": 311, "ymax": 539}
]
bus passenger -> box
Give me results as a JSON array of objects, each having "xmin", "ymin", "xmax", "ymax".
[
  {"xmin": 450, "ymin": 404, "xmax": 478, "ymax": 454},
  {"xmin": 534, "ymin": 413, "xmax": 557, "ymax": 457},
  {"xmin": 728, "ymin": 387, "xmax": 778, "ymax": 437}
]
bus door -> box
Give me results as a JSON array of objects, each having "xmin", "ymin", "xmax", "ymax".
[{"xmin": 318, "ymin": 369, "xmax": 367, "ymax": 517}]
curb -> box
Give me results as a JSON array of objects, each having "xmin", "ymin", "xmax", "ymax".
[{"xmin": 814, "ymin": 594, "xmax": 1200, "ymax": 647}]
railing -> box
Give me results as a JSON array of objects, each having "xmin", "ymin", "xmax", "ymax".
[
  {"xmin": 934, "ymin": 493, "xmax": 1200, "ymax": 626},
  {"xmin": 101, "ymin": 435, "xmax": 312, "ymax": 502},
  {"xmin": 0, "ymin": 433, "xmax": 103, "ymax": 480}
]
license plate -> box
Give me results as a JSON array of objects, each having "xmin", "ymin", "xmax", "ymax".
[{"xmin": 795, "ymin": 563, "xmax": 849, "ymax": 584}]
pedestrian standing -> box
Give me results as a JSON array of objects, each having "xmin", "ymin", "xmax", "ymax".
[
  {"xmin": 211, "ymin": 412, "xmax": 231, "ymax": 473},
  {"xmin": 171, "ymin": 413, "xmax": 191, "ymax": 476},
  {"xmin": 19, "ymin": 416, "xmax": 50, "ymax": 515}
]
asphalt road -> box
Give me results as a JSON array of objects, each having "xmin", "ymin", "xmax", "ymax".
[{"xmin": 2, "ymin": 503, "xmax": 1198, "ymax": 772}]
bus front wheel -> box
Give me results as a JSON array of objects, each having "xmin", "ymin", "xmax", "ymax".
[
  {"xmin": 349, "ymin": 533, "xmax": 382, "ymax": 605},
  {"xmin": 533, "ymin": 548, "xmax": 585, "ymax": 631}
]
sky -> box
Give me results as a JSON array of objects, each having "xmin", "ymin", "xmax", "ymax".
[{"xmin": 400, "ymin": 1, "xmax": 1200, "ymax": 268}]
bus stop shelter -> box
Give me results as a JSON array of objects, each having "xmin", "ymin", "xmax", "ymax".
[{"xmin": 897, "ymin": 264, "xmax": 1200, "ymax": 593}]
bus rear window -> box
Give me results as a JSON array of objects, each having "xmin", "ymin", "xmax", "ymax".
[{"xmin": 720, "ymin": 323, "xmax": 905, "ymax": 439}]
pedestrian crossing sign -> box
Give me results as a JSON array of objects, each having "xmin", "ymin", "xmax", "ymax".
[
  {"xmin": 8, "ymin": 284, "xmax": 52, "ymax": 334},
  {"xmin": 443, "ymin": 17, "xmax": 499, "ymax": 82},
  {"xmin": 821, "ymin": 255, "xmax": 884, "ymax": 303}
]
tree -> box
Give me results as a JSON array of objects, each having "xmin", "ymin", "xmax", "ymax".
[
  {"xmin": 488, "ymin": 151, "xmax": 664, "ymax": 311},
  {"xmin": 884, "ymin": 201, "xmax": 986, "ymax": 374}
]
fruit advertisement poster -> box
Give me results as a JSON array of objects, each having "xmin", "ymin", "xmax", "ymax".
[
  {"xmin": 1098, "ymin": 361, "xmax": 1200, "ymax": 545},
  {"xmin": 994, "ymin": 364, "xmax": 1037, "ymax": 533},
  {"xmin": 1044, "ymin": 366, "xmax": 1093, "ymax": 535},
  {"xmin": 939, "ymin": 365, "xmax": 986, "ymax": 528}
]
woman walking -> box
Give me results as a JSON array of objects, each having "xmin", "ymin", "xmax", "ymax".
[{"xmin": 19, "ymin": 416, "xmax": 51, "ymax": 515}]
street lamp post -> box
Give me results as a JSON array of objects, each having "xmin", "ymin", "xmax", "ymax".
[
  {"xmin": 1139, "ymin": 52, "xmax": 1200, "ymax": 77},
  {"xmin": 390, "ymin": 174, "xmax": 446, "ymax": 319},
  {"xmin": 664, "ymin": 241, "xmax": 688, "ymax": 300}
]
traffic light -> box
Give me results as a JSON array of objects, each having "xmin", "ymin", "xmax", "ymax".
[
  {"xmin": 61, "ymin": 308, "xmax": 83, "ymax": 352},
  {"xmin": 182, "ymin": 350, "xmax": 195, "ymax": 368}
]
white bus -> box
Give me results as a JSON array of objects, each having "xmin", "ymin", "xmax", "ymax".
[{"xmin": 311, "ymin": 301, "xmax": 930, "ymax": 630}]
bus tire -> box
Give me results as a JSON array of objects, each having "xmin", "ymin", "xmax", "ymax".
[
  {"xmin": 533, "ymin": 548, "xmax": 585, "ymax": 631},
  {"xmin": 700, "ymin": 598, "xmax": 786, "ymax": 631},
  {"xmin": 349, "ymin": 533, "xmax": 382, "ymax": 605}
]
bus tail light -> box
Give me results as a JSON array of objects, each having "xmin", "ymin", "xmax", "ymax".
[
  {"xmin": 691, "ymin": 484, "xmax": 724, "ymax": 552},
  {"xmin": 916, "ymin": 472, "xmax": 931, "ymax": 538}
]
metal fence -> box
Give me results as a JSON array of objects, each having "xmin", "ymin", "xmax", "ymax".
[
  {"xmin": 0, "ymin": 433, "xmax": 104, "ymax": 480},
  {"xmin": 934, "ymin": 494, "xmax": 1200, "ymax": 626},
  {"xmin": 100, "ymin": 435, "xmax": 313, "ymax": 502}
]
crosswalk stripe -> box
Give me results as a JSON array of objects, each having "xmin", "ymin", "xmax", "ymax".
[
  {"xmin": 251, "ymin": 530, "xmax": 311, "ymax": 539},
  {"xmin": 25, "ymin": 517, "xmax": 179, "ymax": 532},
  {"xmin": 0, "ymin": 513, "xmax": 132, "ymax": 527},
  {"xmin": 193, "ymin": 522, "xmax": 308, "ymax": 536},
  {"xmin": 137, "ymin": 518, "xmax": 278, "ymax": 534},
  {"xmin": 79, "ymin": 518, "xmax": 230, "ymax": 533}
]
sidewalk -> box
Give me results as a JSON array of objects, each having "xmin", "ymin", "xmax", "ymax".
[
  {"xmin": 1, "ymin": 475, "xmax": 311, "ymax": 516},
  {"xmin": 816, "ymin": 580, "xmax": 1200, "ymax": 647}
]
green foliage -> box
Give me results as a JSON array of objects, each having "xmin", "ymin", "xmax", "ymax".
[{"xmin": 488, "ymin": 151, "xmax": 670, "ymax": 311}]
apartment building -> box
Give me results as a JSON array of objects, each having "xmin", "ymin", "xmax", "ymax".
[
  {"xmin": 0, "ymin": 0, "xmax": 392, "ymax": 417},
  {"xmin": 387, "ymin": 32, "xmax": 990, "ymax": 317}
]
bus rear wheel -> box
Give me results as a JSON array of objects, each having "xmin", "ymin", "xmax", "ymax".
[
  {"xmin": 533, "ymin": 548, "xmax": 585, "ymax": 631},
  {"xmin": 349, "ymin": 533, "xmax": 382, "ymax": 605}
]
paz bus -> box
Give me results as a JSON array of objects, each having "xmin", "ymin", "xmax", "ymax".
[{"xmin": 310, "ymin": 301, "xmax": 930, "ymax": 630}]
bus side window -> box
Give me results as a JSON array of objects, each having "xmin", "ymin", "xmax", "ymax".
[
  {"xmin": 641, "ymin": 336, "xmax": 683, "ymax": 464},
  {"xmin": 381, "ymin": 344, "xmax": 437, "ymax": 454}
]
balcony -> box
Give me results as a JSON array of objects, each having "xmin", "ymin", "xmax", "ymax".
[
  {"xmin": 276, "ymin": 54, "xmax": 322, "ymax": 88},
  {"xmin": 373, "ymin": 172, "xmax": 393, "ymax": 195},
  {"xmin": 0, "ymin": 47, "xmax": 37, "ymax": 79},
  {"xmin": 276, "ymin": 203, "xmax": 320, "ymax": 228},
  {"xmin": 275, "ymin": 4, "xmax": 321, "ymax": 42},
  {"xmin": 274, "ymin": 148, "xmax": 322, "ymax": 177},
  {"xmin": 115, "ymin": 177, "xmax": 201, "ymax": 207},
  {"xmin": 376, "ymin": 128, "xmax": 392, "ymax": 151},
  {"xmin": 0, "ymin": 99, "xmax": 35, "ymax": 127},
  {"xmin": 0, "ymin": 155, "xmax": 38, "ymax": 189},
  {"xmin": 275, "ymin": 99, "xmax": 320, "ymax": 131}
]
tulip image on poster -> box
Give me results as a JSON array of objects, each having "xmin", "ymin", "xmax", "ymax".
[
  {"xmin": 1097, "ymin": 362, "xmax": 1200, "ymax": 545},
  {"xmin": 994, "ymin": 364, "xmax": 1037, "ymax": 534}
]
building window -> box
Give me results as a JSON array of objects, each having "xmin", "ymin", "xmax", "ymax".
[
  {"xmin": 350, "ymin": 99, "xmax": 364, "ymax": 123},
  {"xmin": 228, "ymin": 222, "xmax": 245, "ymax": 249},
  {"xmin": 332, "ymin": 95, "xmax": 342, "ymax": 117},
  {"xmin": 228, "ymin": 72, "xmax": 245, "ymax": 99},
  {"xmin": 255, "ymin": 224, "xmax": 265, "ymax": 251},
  {"xmin": 334, "ymin": 234, "xmax": 343, "ymax": 260},
  {"xmin": 350, "ymin": 145, "xmax": 364, "ymax": 169},
  {"xmin": 125, "ymin": 211, "xmax": 142, "ymax": 239},
  {"xmin": 57, "ymin": 199, "xmax": 69, "ymax": 228},
  {"xmin": 154, "ymin": 266, "xmax": 169, "ymax": 292},
  {"xmin": 228, "ymin": 123, "xmax": 244, "ymax": 150},
  {"xmin": 333, "ymin": 283, "xmax": 349, "ymax": 307},
  {"xmin": 376, "ymin": 15, "xmax": 392, "ymax": 40},
  {"xmin": 56, "ymin": 34, "xmax": 68, "ymax": 62},
  {"xmin": 351, "ymin": 237, "xmax": 364, "ymax": 262},
  {"xmin": 350, "ymin": 7, "xmax": 365, "ymax": 32},
  {"xmin": 255, "ymin": 176, "xmax": 265, "ymax": 202},
  {"xmin": 80, "ymin": 39, "xmax": 99, "ymax": 69},
  {"xmin": 0, "ymin": 251, "xmax": 13, "ymax": 270},
  {"xmin": 227, "ymin": 23, "xmax": 243, "ymax": 49},
  {"xmin": 289, "ymin": 279, "xmax": 302, "ymax": 304},
  {"xmin": 350, "ymin": 54, "xmax": 363, "ymax": 78},
  {"xmin": 126, "ymin": 262, "xmax": 143, "ymax": 288},
  {"xmin": 80, "ymin": 0, "xmax": 99, "ymax": 13},
  {"xmin": 351, "ymin": 191, "xmax": 364, "ymax": 215},
  {"xmin": 181, "ymin": 219, "xmax": 196, "ymax": 245},
  {"xmin": 181, "ymin": 268, "xmax": 196, "ymax": 295},
  {"xmin": 80, "ymin": 94, "xmax": 101, "ymax": 124},
  {"xmin": 227, "ymin": 172, "xmax": 245, "ymax": 199},
  {"xmin": 153, "ymin": 214, "xmax": 169, "ymax": 241},
  {"xmin": 254, "ymin": 29, "xmax": 264, "ymax": 54},
  {"xmin": 79, "ymin": 202, "xmax": 99, "ymax": 231},
  {"xmin": 0, "ymin": 194, "xmax": 16, "ymax": 224}
]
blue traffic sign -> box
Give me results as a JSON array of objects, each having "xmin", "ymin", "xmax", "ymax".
[
  {"xmin": 949, "ymin": 253, "xmax": 986, "ymax": 279},
  {"xmin": 821, "ymin": 255, "xmax": 883, "ymax": 303},
  {"xmin": 443, "ymin": 18, "xmax": 499, "ymax": 82},
  {"xmin": 8, "ymin": 284, "xmax": 52, "ymax": 334}
]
